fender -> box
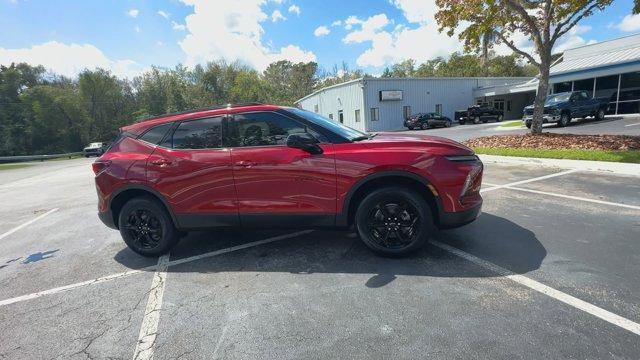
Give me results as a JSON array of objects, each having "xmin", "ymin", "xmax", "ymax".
[
  {"xmin": 109, "ymin": 184, "xmax": 180, "ymax": 229},
  {"xmin": 336, "ymin": 170, "xmax": 444, "ymax": 227}
]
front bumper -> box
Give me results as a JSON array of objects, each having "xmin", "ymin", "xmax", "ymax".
[
  {"xmin": 523, "ymin": 114, "xmax": 560, "ymax": 124},
  {"xmin": 98, "ymin": 210, "xmax": 118, "ymax": 230},
  {"xmin": 438, "ymin": 202, "xmax": 482, "ymax": 229}
]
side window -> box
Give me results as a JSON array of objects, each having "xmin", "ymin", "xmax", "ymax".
[
  {"xmin": 171, "ymin": 117, "xmax": 223, "ymax": 149},
  {"xmin": 232, "ymin": 112, "xmax": 309, "ymax": 147},
  {"xmin": 139, "ymin": 123, "xmax": 173, "ymax": 145}
]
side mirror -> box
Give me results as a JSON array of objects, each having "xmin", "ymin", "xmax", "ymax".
[{"xmin": 286, "ymin": 133, "xmax": 323, "ymax": 155}]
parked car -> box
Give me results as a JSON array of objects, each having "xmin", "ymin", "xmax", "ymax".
[
  {"xmin": 93, "ymin": 104, "xmax": 483, "ymax": 257},
  {"xmin": 458, "ymin": 104, "xmax": 504, "ymax": 124},
  {"xmin": 523, "ymin": 91, "xmax": 609, "ymax": 128},
  {"xmin": 404, "ymin": 113, "xmax": 453, "ymax": 130},
  {"xmin": 83, "ymin": 142, "xmax": 108, "ymax": 157}
]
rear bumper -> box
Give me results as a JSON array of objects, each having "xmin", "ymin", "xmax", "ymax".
[
  {"xmin": 98, "ymin": 210, "xmax": 118, "ymax": 230},
  {"xmin": 438, "ymin": 202, "xmax": 482, "ymax": 229}
]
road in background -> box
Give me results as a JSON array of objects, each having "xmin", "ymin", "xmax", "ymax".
[{"xmin": 398, "ymin": 115, "xmax": 640, "ymax": 142}]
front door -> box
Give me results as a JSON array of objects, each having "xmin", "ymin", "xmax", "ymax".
[
  {"xmin": 228, "ymin": 111, "xmax": 337, "ymax": 227},
  {"xmin": 147, "ymin": 116, "xmax": 239, "ymax": 228}
]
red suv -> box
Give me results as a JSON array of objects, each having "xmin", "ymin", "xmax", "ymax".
[{"xmin": 94, "ymin": 104, "xmax": 483, "ymax": 257}]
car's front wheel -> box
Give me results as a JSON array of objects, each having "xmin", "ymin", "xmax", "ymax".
[
  {"xmin": 421, "ymin": 123, "xmax": 429, "ymax": 130},
  {"xmin": 473, "ymin": 116, "xmax": 481, "ymax": 124},
  {"xmin": 118, "ymin": 196, "xmax": 181, "ymax": 257},
  {"xmin": 355, "ymin": 187, "xmax": 433, "ymax": 256},
  {"xmin": 557, "ymin": 112, "xmax": 571, "ymax": 127}
]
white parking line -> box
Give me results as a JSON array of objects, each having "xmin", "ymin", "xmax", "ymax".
[
  {"xmin": 0, "ymin": 230, "xmax": 313, "ymax": 308},
  {"xmin": 432, "ymin": 240, "xmax": 640, "ymax": 336},
  {"xmin": 133, "ymin": 254, "xmax": 170, "ymax": 360},
  {"xmin": 0, "ymin": 208, "xmax": 58, "ymax": 241},
  {"xmin": 486, "ymin": 185, "xmax": 640, "ymax": 210},
  {"xmin": 481, "ymin": 169, "xmax": 579, "ymax": 193},
  {"xmin": 625, "ymin": 122, "xmax": 640, "ymax": 127}
]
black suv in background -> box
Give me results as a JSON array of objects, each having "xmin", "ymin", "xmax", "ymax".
[
  {"xmin": 458, "ymin": 104, "xmax": 504, "ymax": 124},
  {"xmin": 404, "ymin": 113, "xmax": 453, "ymax": 130}
]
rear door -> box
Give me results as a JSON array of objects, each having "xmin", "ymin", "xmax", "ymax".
[
  {"xmin": 228, "ymin": 111, "xmax": 337, "ymax": 227},
  {"xmin": 146, "ymin": 116, "xmax": 239, "ymax": 228}
]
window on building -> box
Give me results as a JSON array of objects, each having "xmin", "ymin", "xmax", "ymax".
[
  {"xmin": 620, "ymin": 71, "xmax": 640, "ymax": 102},
  {"xmin": 314, "ymin": 104, "xmax": 319, "ymax": 113},
  {"xmin": 506, "ymin": 100, "xmax": 512, "ymax": 112},
  {"xmin": 139, "ymin": 122, "xmax": 173, "ymax": 145},
  {"xmin": 355, "ymin": 109, "xmax": 361, "ymax": 122},
  {"xmin": 403, "ymin": 106, "xmax": 411, "ymax": 119},
  {"xmin": 371, "ymin": 108, "xmax": 380, "ymax": 121},
  {"xmin": 338, "ymin": 110, "xmax": 344, "ymax": 124},
  {"xmin": 553, "ymin": 82, "xmax": 572, "ymax": 93},
  {"xmin": 476, "ymin": 99, "xmax": 483, "ymax": 105},
  {"xmin": 573, "ymin": 78, "xmax": 595, "ymax": 98},
  {"xmin": 435, "ymin": 104, "xmax": 442, "ymax": 116},
  {"xmin": 329, "ymin": 113, "xmax": 333, "ymax": 120},
  {"xmin": 595, "ymin": 75, "xmax": 620, "ymax": 114},
  {"xmin": 493, "ymin": 99, "xmax": 505, "ymax": 111},
  {"xmin": 171, "ymin": 117, "xmax": 222, "ymax": 149},
  {"xmin": 231, "ymin": 112, "xmax": 307, "ymax": 147},
  {"xmin": 617, "ymin": 101, "xmax": 640, "ymax": 114}
]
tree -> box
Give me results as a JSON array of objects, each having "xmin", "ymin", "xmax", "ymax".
[{"xmin": 435, "ymin": 0, "xmax": 640, "ymax": 134}]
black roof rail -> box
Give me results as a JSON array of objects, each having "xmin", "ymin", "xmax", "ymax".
[{"xmin": 137, "ymin": 103, "xmax": 265, "ymax": 123}]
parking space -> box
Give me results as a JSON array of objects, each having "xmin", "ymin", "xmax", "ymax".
[{"xmin": 1, "ymin": 158, "xmax": 639, "ymax": 359}]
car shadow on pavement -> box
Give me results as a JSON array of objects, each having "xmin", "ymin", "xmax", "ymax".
[{"xmin": 114, "ymin": 212, "xmax": 546, "ymax": 288}]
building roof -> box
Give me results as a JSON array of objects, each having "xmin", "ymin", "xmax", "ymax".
[{"xmin": 550, "ymin": 33, "xmax": 640, "ymax": 76}]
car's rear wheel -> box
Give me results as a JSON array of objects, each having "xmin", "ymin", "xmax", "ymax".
[
  {"xmin": 474, "ymin": 116, "xmax": 481, "ymax": 124},
  {"xmin": 421, "ymin": 123, "xmax": 429, "ymax": 130},
  {"xmin": 444, "ymin": 121, "xmax": 451, "ymax": 128},
  {"xmin": 407, "ymin": 126, "xmax": 414, "ymax": 130},
  {"xmin": 596, "ymin": 109, "xmax": 605, "ymax": 121},
  {"xmin": 497, "ymin": 115, "xmax": 503, "ymax": 122},
  {"xmin": 118, "ymin": 196, "xmax": 180, "ymax": 257},
  {"xmin": 355, "ymin": 187, "xmax": 433, "ymax": 256}
]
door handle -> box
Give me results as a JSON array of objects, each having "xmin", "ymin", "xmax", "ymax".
[
  {"xmin": 150, "ymin": 158, "xmax": 172, "ymax": 167},
  {"xmin": 235, "ymin": 161, "xmax": 256, "ymax": 167}
]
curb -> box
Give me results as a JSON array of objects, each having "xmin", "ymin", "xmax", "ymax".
[{"xmin": 478, "ymin": 154, "xmax": 640, "ymax": 176}]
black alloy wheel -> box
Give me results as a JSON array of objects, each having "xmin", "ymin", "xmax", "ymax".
[
  {"xmin": 355, "ymin": 187, "xmax": 432, "ymax": 256},
  {"xmin": 118, "ymin": 196, "xmax": 180, "ymax": 256}
]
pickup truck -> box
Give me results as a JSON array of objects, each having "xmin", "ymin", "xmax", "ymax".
[
  {"xmin": 523, "ymin": 91, "xmax": 609, "ymax": 128},
  {"xmin": 458, "ymin": 104, "xmax": 504, "ymax": 125}
]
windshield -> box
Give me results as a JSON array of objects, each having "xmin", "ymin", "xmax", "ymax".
[
  {"xmin": 545, "ymin": 93, "xmax": 571, "ymax": 105},
  {"xmin": 286, "ymin": 108, "xmax": 368, "ymax": 142},
  {"xmin": 89, "ymin": 142, "xmax": 102, "ymax": 147}
]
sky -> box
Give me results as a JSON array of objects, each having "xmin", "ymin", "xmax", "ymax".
[{"xmin": 1, "ymin": 0, "xmax": 639, "ymax": 79}]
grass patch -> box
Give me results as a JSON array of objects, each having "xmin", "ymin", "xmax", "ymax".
[
  {"xmin": 499, "ymin": 120, "xmax": 524, "ymax": 128},
  {"xmin": 473, "ymin": 147, "xmax": 640, "ymax": 163},
  {"xmin": 0, "ymin": 163, "xmax": 32, "ymax": 170}
]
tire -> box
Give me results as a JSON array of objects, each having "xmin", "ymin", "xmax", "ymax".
[
  {"xmin": 421, "ymin": 123, "xmax": 429, "ymax": 130},
  {"xmin": 497, "ymin": 115, "xmax": 503, "ymax": 122},
  {"xmin": 557, "ymin": 112, "xmax": 571, "ymax": 127},
  {"xmin": 118, "ymin": 196, "xmax": 180, "ymax": 257},
  {"xmin": 355, "ymin": 187, "xmax": 434, "ymax": 257},
  {"xmin": 525, "ymin": 121, "xmax": 532, "ymax": 129},
  {"xmin": 459, "ymin": 119, "xmax": 465, "ymax": 125},
  {"xmin": 474, "ymin": 116, "xmax": 481, "ymax": 124},
  {"xmin": 596, "ymin": 108, "xmax": 605, "ymax": 121},
  {"xmin": 407, "ymin": 126, "xmax": 414, "ymax": 130},
  {"xmin": 444, "ymin": 121, "xmax": 451, "ymax": 128}
]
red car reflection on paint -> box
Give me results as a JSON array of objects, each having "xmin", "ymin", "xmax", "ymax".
[{"xmin": 93, "ymin": 104, "xmax": 482, "ymax": 257}]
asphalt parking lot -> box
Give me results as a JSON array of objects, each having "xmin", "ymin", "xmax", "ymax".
[
  {"xmin": 1, "ymin": 158, "xmax": 639, "ymax": 359},
  {"xmin": 402, "ymin": 115, "xmax": 640, "ymax": 142}
]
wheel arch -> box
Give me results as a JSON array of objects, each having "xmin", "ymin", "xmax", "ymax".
[
  {"xmin": 338, "ymin": 171, "xmax": 443, "ymax": 228},
  {"xmin": 109, "ymin": 185, "xmax": 178, "ymax": 229}
]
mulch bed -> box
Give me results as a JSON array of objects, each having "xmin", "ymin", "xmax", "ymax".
[{"xmin": 464, "ymin": 133, "xmax": 640, "ymax": 151}]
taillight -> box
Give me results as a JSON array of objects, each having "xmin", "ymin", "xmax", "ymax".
[{"xmin": 92, "ymin": 160, "xmax": 111, "ymax": 175}]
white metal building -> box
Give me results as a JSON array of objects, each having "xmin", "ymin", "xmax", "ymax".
[
  {"xmin": 476, "ymin": 33, "xmax": 640, "ymax": 117},
  {"xmin": 296, "ymin": 33, "xmax": 640, "ymax": 132},
  {"xmin": 296, "ymin": 77, "xmax": 529, "ymax": 132}
]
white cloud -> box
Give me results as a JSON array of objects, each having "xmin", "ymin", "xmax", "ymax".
[
  {"xmin": 342, "ymin": 9, "xmax": 461, "ymax": 68},
  {"xmin": 331, "ymin": 20, "xmax": 342, "ymax": 27},
  {"xmin": 157, "ymin": 10, "xmax": 170, "ymax": 19},
  {"xmin": 271, "ymin": 10, "xmax": 286, "ymax": 22},
  {"xmin": 288, "ymin": 4, "xmax": 300, "ymax": 16},
  {"xmin": 390, "ymin": 0, "xmax": 435, "ymax": 24},
  {"xmin": 0, "ymin": 41, "xmax": 144, "ymax": 78},
  {"xmin": 127, "ymin": 9, "xmax": 139, "ymax": 18},
  {"xmin": 314, "ymin": 26, "xmax": 330, "ymax": 37},
  {"xmin": 618, "ymin": 14, "xmax": 640, "ymax": 32},
  {"xmin": 178, "ymin": 0, "xmax": 315, "ymax": 70},
  {"xmin": 171, "ymin": 21, "xmax": 186, "ymax": 31}
]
